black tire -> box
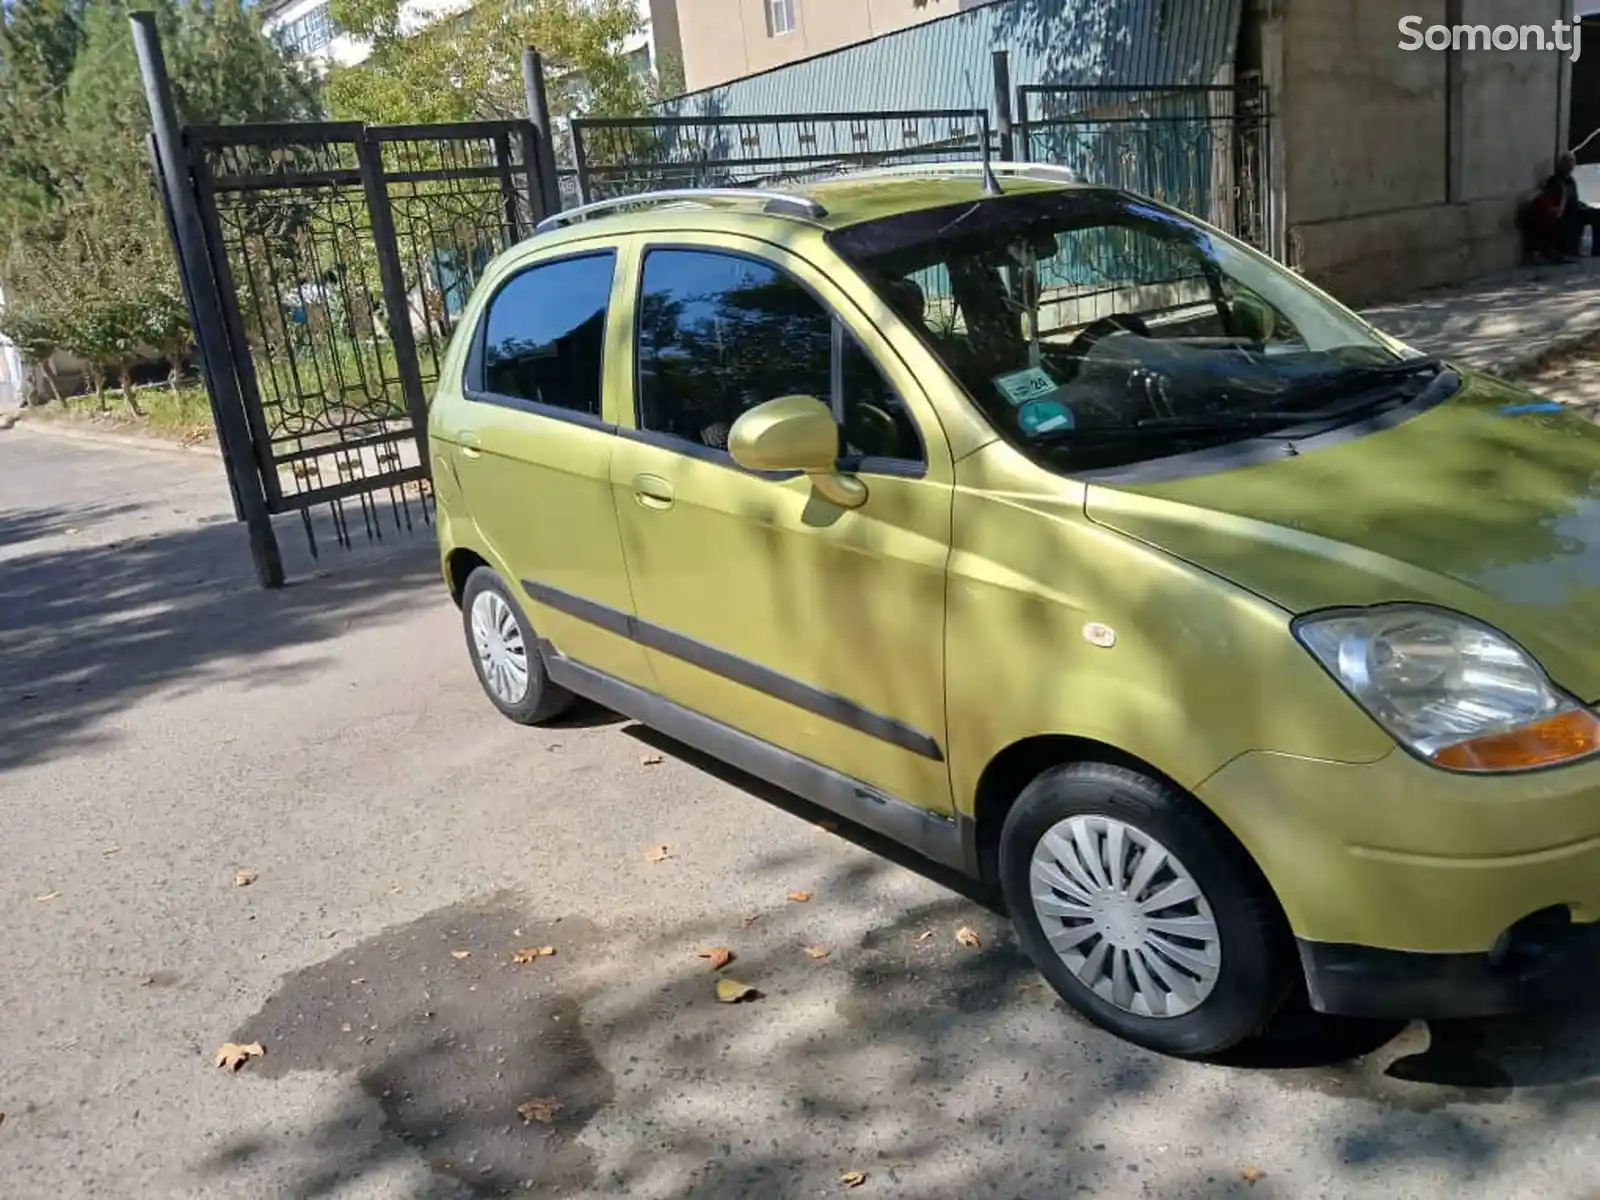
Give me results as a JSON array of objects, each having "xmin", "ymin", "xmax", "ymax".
[
  {"xmin": 460, "ymin": 567, "xmax": 574, "ymax": 726},
  {"xmin": 999, "ymin": 761, "xmax": 1294, "ymax": 1059}
]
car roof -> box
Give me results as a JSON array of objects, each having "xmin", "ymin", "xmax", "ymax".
[{"xmin": 525, "ymin": 168, "xmax": 1092, "ymax": 252}]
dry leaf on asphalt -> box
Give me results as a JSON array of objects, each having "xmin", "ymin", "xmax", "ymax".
[
  {"xmin": 839, "ymin": 1170, "xmax": 868, "ymax": 1188},
  {"xmin": 804, "ymin": 945, "xmax": 830, "ymax": 960},
  {"xmin": 644, "ymin": 845, "xmax": 673, "ymax": 863},
  {"xmin": 450, "ymin": 950, "xmax": 472, "ymax": 960},
  {"xmin": 214, "ymin": 1042, "xmax": 265, "ymax": 1071},
  {"xmin": 102, "ymin": 845, "xmax": 121, "ymax": 857},
  {"xmin": 34, "ymin": 891, "xmax": 61, "ymax": 903},
  {"xmin": 233, "ymin": 869, "xmax": 258, "ymax": 888},
  {"xmin": 640, "ymin": 753, "xmax": 665, "ymax": 766},
  {"xmin": 915, "ymin": 929, "xmax": 935, "ymax": 942},
  {"xmin": 786, "ymin": 890, "xmax": 812, "ymax": 903},
  {"xmin": 698, "ymin": 947, "xmax": 734, "ymax": 970},
  {"xmin": 955, "ymin": 926, "xmax": 982, "ymax": 948},
  {"xmin": 512, "ymin": 946, "xmax": 557, "ymax": 964},
  {"xmin": 516, "ymin": 1096, "xmax": 562, "ymax": 1124},
  {"xmin": 741, "ymin": 912, "xmax": 760, "ymax": 927},
  {"xmin": 715, "ymin": 978, "xmax": 760, "ymax": 1003},
  {"xmin": 1241, "ymin": 1165, "xmax": 1264, "ymax": 1185}
]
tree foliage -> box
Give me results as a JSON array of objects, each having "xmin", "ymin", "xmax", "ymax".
[
  {"xmin": 0, "ymin": 0, "xmax": 319, "ymax": 402},
  {"xmin": 326, "ymin": 0, "xmax": 648, "ymax": 127}
]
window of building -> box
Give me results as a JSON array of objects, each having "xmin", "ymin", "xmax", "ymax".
[
  {"xmin": 765, "ymin": 0, "xmax": 797, "ymax": 37},
  {"xmin": 635, "ymin": 248, "xmax": 922, "ymax": 467},
  {"xmin": 475, "ymin": 252, "xmax": 616, "ymax": 418},
  {"xmin": 274, "ymin": 3, "xmax": 338, "ymax": 56}
]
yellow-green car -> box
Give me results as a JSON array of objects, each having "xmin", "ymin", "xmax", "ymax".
[{"xmin": 429, "ymin": 164, "xmax": 1600, "ymax": 1058}]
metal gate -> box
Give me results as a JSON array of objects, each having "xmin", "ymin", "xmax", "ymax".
[
  {"xmin": 1015, "ymin": 81, "xmax": 1273, "ymax": 253},
  {"xmin": 184, "ymin": 120, "xmax": 545, "ymax": 556},
  {"xmin": 569, "ymin": 109, "xmax": 996, "ymax": 202}
]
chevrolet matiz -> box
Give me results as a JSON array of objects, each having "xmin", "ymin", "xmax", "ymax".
[{"xmin": 427, "ymin": 163, "xmax": 1600, "ymax": 1058}]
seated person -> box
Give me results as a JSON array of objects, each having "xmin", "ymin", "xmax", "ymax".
[
  {"xmin": 1551, "ymin": 151, "xmax": 1600, "ymax": 258},
  {"xmin": 1521, "ymin": 176, "xmax": 1574, "ymax": 264}
]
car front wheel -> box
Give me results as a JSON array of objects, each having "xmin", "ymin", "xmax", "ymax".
[
  {"xmin": 999, "ymin": 761, "xmax": 1293, "ymax": 1058},
  {"xmin": 461, "ymin": 567, "xmax": 574, "ymax": 726}
]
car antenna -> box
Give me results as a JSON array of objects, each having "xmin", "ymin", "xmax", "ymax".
[{"xmin": 964, "ymin": 69, "xmax": 1003, "ymax": 196}]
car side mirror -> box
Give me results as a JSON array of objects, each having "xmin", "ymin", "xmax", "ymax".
[{"xmin": 728, "ymin": 395, "xmax": 867, "ymax": 510}]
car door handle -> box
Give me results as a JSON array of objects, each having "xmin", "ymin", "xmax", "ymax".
[
  {"xmin": 458, "ymin": 430, "xmax": 482, "ymax": 458},
  {"xmin": 632, "ymin": 474, "xmax": 675, "ymax": 510}
]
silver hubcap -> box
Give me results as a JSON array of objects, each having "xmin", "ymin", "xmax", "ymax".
[
  {"xmin": 470, "ymin": 590, "xmax": 530, "ymax": 706},
  {"xmin": 1029, "ymin": 815, "xmax": 1222, "ymax": 1019}
]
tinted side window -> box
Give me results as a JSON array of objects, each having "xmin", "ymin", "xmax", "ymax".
[
  {"xmin": 840, "ymin": 335, "xmax": 923, "ymax": 466},
  {"xmin": 477, "ymin": 252, "xmax": 615, "ymax": 417},
  {"xmin": 636, "ymin": 249, "xmax": 831, "ymax": 451}
]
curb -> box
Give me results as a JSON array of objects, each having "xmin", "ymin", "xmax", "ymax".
[
  {"xmin": 2, "ymin": 414, "xmax": 222, "ymax": 460},
  {"xmin": 1479, "ymin": 323, "xmax": 1600, "ymax": 381}
]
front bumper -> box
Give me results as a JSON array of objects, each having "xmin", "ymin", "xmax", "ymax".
[
  {"xmin": 1198, "ymin": 747, "xmax": 1600, "ymax": 1016},
  {"xmin": 1299, "ymin": 912, "xmax": 1600, "ymax": 1019}
]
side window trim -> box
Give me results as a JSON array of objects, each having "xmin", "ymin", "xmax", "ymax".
[
  {"xmin": 628, "ymin": 241, "xmax": 928, "ymax": 479},
  {"xmin": 462, "ymin": 247, "xmax": 619, "ymax": 434}
]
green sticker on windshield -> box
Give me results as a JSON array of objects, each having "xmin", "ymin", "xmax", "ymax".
[
  {"xmin": 1018, "ymin": 399, "xmax": 1074, "ymax": 436},
  {"xmin": 994, "ymin": 366, "xmax": 1058, "ymax": 407}
]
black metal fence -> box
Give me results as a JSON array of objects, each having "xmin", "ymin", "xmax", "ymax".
[
  {"xmin": 569, "ymin": 109, "xmax": 996, "ymax": 202},
  {"xmin": 1016, "ymin": 81, "xmax": 1274, "ymax": 253}
]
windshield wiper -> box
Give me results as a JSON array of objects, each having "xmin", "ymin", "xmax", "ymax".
[{"xmin": 1041, "ymin": 357, "xmax": 1444, "ymax": 442}]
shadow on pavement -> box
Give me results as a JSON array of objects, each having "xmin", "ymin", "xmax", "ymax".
[{"xmin": 0, "ymin": 501, "xmax": 440, "ymax": 774}]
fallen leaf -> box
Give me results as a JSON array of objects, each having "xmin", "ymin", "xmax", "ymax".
[
  {"xmin": 511, "ymin": 946, "xmax": 557, "ymax": 964},
  {"xmin": 644, "ymin": 845, "xmax": 673, "ymax": 863},
  {"xmin": 804, "ymin": 945, "xmax": 830, "ymax": 960},
  {"xmin": 214, "ymin": 1042, "xmax": 265, "ymax": 1071},
  {"xmin": 102, "ymin": 845, "xmax": 121, "ymax": 857},
  {"xmin": 698, "ymin": 947, "xmax": 734, "ymax": 970},
  {"xmin": 740, "ymin": 912, "xmax": 760, "ymax": 928},
  {"xmin": 63, "ymin": 527, "xmax": 80, "ymax": 536},
  {"xmin": 517, "ymin": 1096, "xmax": 562, "ymax": 1124},
  {"xmin": 915, "ymin": 929, "xmax": 935, "ymax": 942},
  {"xmin": 787, "ymin": 890, "xmax": 812, "ymax": 903},
  {"xmin": 340, "ymin": 1023, "xmax": 353, "ymax": 1033},
  {"xmin": 350, "ymin": 978, "xmax": 366, "ymax": 985},
  {"xmin": 34, "ymin": 891, "xmax": 61, "ymax": 903},
  {"xmin": 715, "ymin": 978, "xmax": 760, "ymax": 1003},
  {"xmin": 955, "ymin": 926, "xmax": 982, "ymax": 948},
  {"xmin": 233, "ymin": 869, "xmax": 258, "ymax": 888},
  {"xmin": 1241, "ymin": 1165, "xmax": 1264, "ymax": 1185},
  {"xmin": 840, "ymin": 1170, "xmax": 867, "ymax": 1188},
  {"xmin": 450, "ymin": 950, "xmax": 472, "ymax": 960},
  {"xmin": 640, "ymin": 753, "xmax": 665, "ymax": 766},
  {"xmin": 388, "ymin": 884, "xmax": 403, "ymax": 896},
  {"xmin": 321, "ymin": 929, "xmax": 340, "ymax": 940}
]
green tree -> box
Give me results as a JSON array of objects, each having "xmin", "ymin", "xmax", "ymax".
[{"xmin": 326, "ymin": 0, "xmax": 648, "ymax": 126}]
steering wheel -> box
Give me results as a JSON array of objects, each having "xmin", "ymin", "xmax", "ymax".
[{"xmin": 1063, "ymin": 313, "xmax": 1152, "ymax": 363}]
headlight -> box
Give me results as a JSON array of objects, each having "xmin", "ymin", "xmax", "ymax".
[{"xmin": 1293, "ymin": 605, "xmax": 1600, "ymax": 773}]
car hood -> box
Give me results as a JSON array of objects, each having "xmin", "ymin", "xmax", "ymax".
[{"xmin": 1085, "ymin": 370, "xmax": 1600, "ymax": 702}]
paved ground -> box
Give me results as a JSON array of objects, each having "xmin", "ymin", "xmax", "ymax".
[{"xmin": 6, "ymin": 424, "xmax": 1600, "ymax": 1200}]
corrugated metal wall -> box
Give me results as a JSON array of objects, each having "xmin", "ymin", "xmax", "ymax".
[{"xmin": 658, "ymin": 0, "xmax": 1242, "ymax": 119}]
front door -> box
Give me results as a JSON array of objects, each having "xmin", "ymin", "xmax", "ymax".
[
  {"xmin": 448, "ymin": 247, "xmax": 652, "ymax": 688},
  {"xmin": 607, "ymin": 236, "xmax": 954, "ymax": 814}
]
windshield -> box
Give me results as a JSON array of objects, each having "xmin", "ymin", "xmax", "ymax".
[{"xmin": 828, "ymin": 189, "xmax": 1438, "ymax": 471}]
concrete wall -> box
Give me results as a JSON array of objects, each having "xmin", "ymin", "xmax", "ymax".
[
  {"xmin": 677, "ymin": 0, "xmax": 970, "ymax": 91},
  {"xmin": 1271, "ymin": 0, "xmax": 1570, "ymax": 305}
]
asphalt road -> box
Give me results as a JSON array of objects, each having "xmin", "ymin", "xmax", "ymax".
[{"xmin": 4, "ymin": 421, "xmax": 1600, "ymax": 1200}]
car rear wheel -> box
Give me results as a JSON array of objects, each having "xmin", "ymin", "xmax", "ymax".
[
  {"xmin": 461, "ymin": 567, "xmax": 574, "ymax": 726},
  {"xmin": 999, "ymin": 761, "xmax": 1293, "ymax": 1058}
]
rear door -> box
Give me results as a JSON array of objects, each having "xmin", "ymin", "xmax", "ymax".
[{"xmin": 448, "ymin": 245, "xmax": 652, "ymax": 689}]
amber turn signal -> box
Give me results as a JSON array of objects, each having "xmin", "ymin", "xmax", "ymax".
[{"xmin": 1432, "ymin": 708, "xmax": 1600, "ymax": 772}]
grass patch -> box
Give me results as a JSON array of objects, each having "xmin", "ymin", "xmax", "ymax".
[{"xmin": 24, "ymin": 384, "xmax": 217, "ymax": 446}]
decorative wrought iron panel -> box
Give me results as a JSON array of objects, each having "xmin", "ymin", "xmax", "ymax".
[
  {"xmin": 184, "ymin": 120, "xmax": 543, "ymax": 553},
  {"xmin": 1016, "ymin": 83, "xmax": 1273, "ymax": 254},
  {"xmin": 570, "ymin": 109, "xmax": 996, "ymax": 202}
]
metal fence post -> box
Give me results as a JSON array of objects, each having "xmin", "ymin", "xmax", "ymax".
[
  {"xmin": 131, "ymin": 11, "xmax": 284, "ymax": 589},
  {"xmin": 145, "ymin": 132, "xmax": 244, "ymax": 523},
  {"xmin": 522, "ymin": 47, "xmax": 562, "ymax": 215},
  {"xmin": 1014, "ymin": 87, "xmax": 1032, "ymax": 163},
  {"xmin": 992, "ymin": 50, "xmax": 1015, "ymax": 162}
]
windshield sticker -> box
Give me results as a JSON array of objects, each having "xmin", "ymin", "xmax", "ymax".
[
  {"xmin": 1018, "ymin": 399, "xmax": 1075, "ymax": 436},
  {"xmin": 994, "ymin": 366, "xmax": 1059, "ymax": 407}
]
